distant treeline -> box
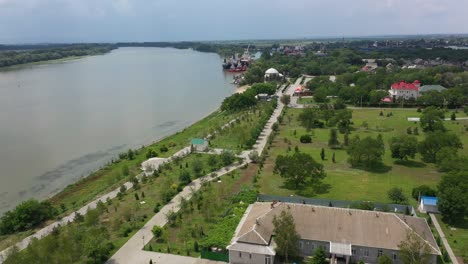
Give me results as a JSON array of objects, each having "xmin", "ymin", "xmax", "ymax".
[
  {"xmin": 0, "ymin": 44, "xmax": 116, "ymax": 68},
  {"xmin": 359, "ymin": 47, "xmax": 468, "ymax": 63},
  {"xmin": 116, "ymin": 42, "xmax": 248, "ymax": 56},
  {"xmin": 0, "ymin": 42, "xmax": 250, "ymax": 68}
]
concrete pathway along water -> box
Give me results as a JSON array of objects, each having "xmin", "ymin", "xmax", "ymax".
[
  {"xmin": 429, "ymin": 214, "xmax": 459, "ymax": 264},
  {"xmin": 0, "ymin": 145, "xmax": 191, "ymax": 263},
  {"xmin": 106, "ymin": 83, "xmax": 293, "ymax": 264},
  {"xmin": 106, "ymin": 160, "xmax": 249, "ymax": 264}
]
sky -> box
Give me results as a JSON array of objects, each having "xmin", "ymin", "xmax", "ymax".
[{"xmin": 0, "ymin": 0, "xmax": 467, "ymax": 43}]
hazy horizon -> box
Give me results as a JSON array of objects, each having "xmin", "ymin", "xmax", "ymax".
[{"xmin": 1, "ymin": 0, "xmax": 468, "ymax": 44}]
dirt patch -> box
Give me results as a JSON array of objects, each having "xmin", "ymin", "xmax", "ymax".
[{"xmin": 231, "ymin": 164, "xmax": 258, "ymax": 193}]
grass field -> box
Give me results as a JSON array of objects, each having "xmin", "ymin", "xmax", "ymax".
[
  {"xmin": 258, "ymin": 108, "xmax": 468, "ymax": 205},
  {"xmin": 435, "ymin": 215, "xmax": 468, "ymax": 261},
  {"xmin": 3, "ymin": 153, "xmax": 230, "ymax": 259},
  {"xmin": 145, "ymin": 166, "xmax": 257, "ymax": 257},
  {"xmin": 210, "ymin": 101, "xmax": 276, "ymax": 151},
  {"xmin": 0, "ymin": 110, "xmax": 243, "ymax": 251}
]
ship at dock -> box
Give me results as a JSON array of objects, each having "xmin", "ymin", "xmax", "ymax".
[{"xmin": 222, "ymin": 45, "xmax": 252, "ymax": 72}]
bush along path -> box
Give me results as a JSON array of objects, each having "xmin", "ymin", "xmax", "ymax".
[
  {"xmin": 0, "ymin": 114, "xmax": 242, "ymax": 263},
  {"xmin": 106, "ymin": 83, "xmax": 290, "ymax": 264},
  {"xmin": 0, "ymin": 146, "xmax": 191, "ymax": 263}
]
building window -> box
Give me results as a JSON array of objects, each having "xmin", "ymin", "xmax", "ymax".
[
  {"xmin": 393, "ymin": 253, "xmax": 397, "ymax": 261},
  {"xmin": 364, "ymin": 249, "xmax": 369, "ymax": 257},
  {"xmin": 249, "ymin": 253, "xmax": 252, "ymax": 259},
  {"xmin": 378, "ymin": 250, "xmax": 383, "ymax": 257},
  {"xmin": 352, "ymin": 249, "xmax": 357, "ymax": 256},
  {"xmin": 265, "ymin": 255, "xmax": 272, "ymax": 264},
  {"xmin": 239, "ymin": 252, "xmax": 242, "ymax": 258},
  {"xmin": 299, "ymin": 242, "xmax": 303, "ymax": 249}
]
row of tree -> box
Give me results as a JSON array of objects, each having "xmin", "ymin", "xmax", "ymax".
[
  {"xmin": 220, "ymin": 83, "xmax": 277, "ymax": 112},
  {"xmin": 0, "ymin": 44, "xmax": 115, "ymax": 68}
]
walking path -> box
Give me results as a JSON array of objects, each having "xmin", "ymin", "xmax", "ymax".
[
  {"xmin": 1, "ymin": 84, "xmax": 292, "ymax": 263},
  {"xmin": 286, "ymin": 77, "xmax": 303, "ymax": 108},
  {"xmin": 429, "ymin": 214, "xmax": 459, "ymax": 264},
  {"xmin": 0, "ymin": 146, "xmax": 190, "ymax": 263},
  {"xmin": 106, "ymin": 83, "xmax": 292, "ymax": 264}
]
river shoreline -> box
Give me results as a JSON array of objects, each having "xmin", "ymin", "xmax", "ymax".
[{"xmin": 0, "ymin": 47, "xmax": 235, "ymax": 216}]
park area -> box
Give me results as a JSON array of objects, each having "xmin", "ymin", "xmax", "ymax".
[
  {"xmin": 258, "ymin": 107, "xmax": 468, "ymax": 204},
  {"xmin": 256, "ymin": 107, "xmax": 468, "ymax": 261},
  {"xmin": 3, "ymin": 152, "xmax": 235, "ymax": 263},
  {"xmin": 144, "ymin": 167, "xmax": 257, "ymax": 258},
  {"xmin": 0, "ymin": 108, "xmax": 246, "ymax": 252}
]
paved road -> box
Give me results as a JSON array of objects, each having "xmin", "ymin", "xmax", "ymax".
[
  {"xmin": 106, "ymin": 161, "xmax": 249, "ymax": 264},
  {"xmin": 430, "ymin": 214, "xmax": 459, "ymax": 264}
]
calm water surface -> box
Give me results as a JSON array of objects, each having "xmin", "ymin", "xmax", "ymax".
[{"xmin": 0, "ymin": 47, "xmax": 235, "ymax": 214}]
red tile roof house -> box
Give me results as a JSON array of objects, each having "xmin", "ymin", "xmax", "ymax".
[
  {"xmin": 388, "ymin": 80, "xmax": 421, "ymax": 100},
  {"xmin": 227, "ymin": 202, "xmax": 440, "ymax": 264}
]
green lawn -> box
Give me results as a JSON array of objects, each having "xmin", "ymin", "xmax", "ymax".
[
  {"xmin": 0, "ymin": 108, "xmax": 241, "ymax": 250},
  {"xmin": 435, "ymin": 215, "xmax": 468, "ymax": 261},
  {"xmin": 145, "ymin": 168, "xmax": 256, "ymax": 257},
  {"xmin": 48, "ymin": 109, "xmax": 242, "ymax": 214},
  {"xmin": 3, "ymin": 153, "xmax": 230, "ymax": 261},
  {"xmin": 258, "ymin": 108, "xmax": 468, "ymax": 206},
  {"xmin": 297, "ymin": 97, "xmax": 315, "ymax": 104},
  {"xmin": 210, "ymin": 101, "xmax": 276, "ymax": 151}
]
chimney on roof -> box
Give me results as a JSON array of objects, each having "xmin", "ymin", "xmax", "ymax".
[
  {"xmin": 348, "ymin": 211, "xmax": 352, "ymax": 216},
  {"xmin": 376, "ymin": 213, "xmax": 379, "ymax": 218}
]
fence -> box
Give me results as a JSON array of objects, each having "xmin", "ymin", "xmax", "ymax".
[
  {"xmin": 257, "ymin": 194, "xmax": 416, "ymax": 215},
  {"xmin": 201, "ymin": 250, "xmax": 229, "ymax": 262}
]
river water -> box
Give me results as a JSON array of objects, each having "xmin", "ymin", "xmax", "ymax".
[{"xmin": 0, "ymin": 47, "xmax": 235, "ymax": 214}]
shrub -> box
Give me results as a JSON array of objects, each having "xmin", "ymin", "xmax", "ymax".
[
  {"xmin": 411, "ymin": 185, "xmax": 437, "ymax": 200},
  {"xmin": 0, "ymin": 199, "xmax": 58, "ymax": 234},
  {"xmin": 299, "ymin": 134, "xmax": 312, "ymax": 143},
  {"xmin": 152, "ymin": 225, "xmax": 163, "ymax": 238}
]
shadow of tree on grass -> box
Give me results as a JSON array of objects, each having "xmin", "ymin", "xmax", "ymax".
[{"xmin": 394, "ymin": 159, "xmax": 427, "ymax": 168}]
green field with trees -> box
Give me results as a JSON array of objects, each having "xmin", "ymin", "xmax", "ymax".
[{"xmin": 3, "ymin": 152, "xmax": 233, "ymax": 263}]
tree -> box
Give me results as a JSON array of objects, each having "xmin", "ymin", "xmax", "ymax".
[
  {"xmin": 418, "ymin": 131, "xmax": 462, "ymax": 163},
  {"xmin": 191, "ymin": 158, "xmax": 204, "ymax": 176},
  {"xmin": 298, "ymin": 107, "xmax": 321, "ymax": 131},
  {"xmin": 398, "ymin": 229, "xmax": 431, "ymax": 264},
  {"xmin": 248, "ymin": 150, "xmax": 260, "ymax": 163},
  {"xmin": 378, "ymin": 254, "xmax": 393, "ymax": 264},
  {"xmin": 300, "ymin": 134, "xmax": 312, "ymax": 143},
  {"xmin": 320, "ymin": 148, "xmax": 325, "ymax": 161},
  {"xmin": 387, "ymin": 187, "xmax": 407, "ymax": 204},
  {"xmin": 347, "ymin": 136, "xmax": 385, "ymax": 168},
  {"xmin": 0, "ymin": 199, "xmax": 57, "ymax": 234},
  {"xmin": 122, "ymin": 165, "xmax": 129, "ymax": 176},
  {"xmin": 272, "ymin": 210, "xmax": 300, "ymax": 262},
  {"xmin": 332, "ymin": 152, "xmax": 336, "ymax": 163},
  {"xmin": 344, "ymin": 132, "xmax": 349, "ymax": 146},
  {"xmin": 274, "ymin": 152, "xmax": 326, "ymax": 189},
  {"xmin": 220, "ymin": 150, "xmax": 236, "ymax": 166},
  {"xmin": 152, "ymin": 225, "xmax": 163, "ymax": 238},
  {"xmin": 311, "ymin": 246, "xmax": 327, "ymax": 264},
  {"xmin": 207, "ymin": 155, "xmax": 218, "ymax": 167},
  {"xmin": 438, "ymin": 171, "xmax": 468, "ymax": 223},
  {"xmin": 451, "ymin": 112, "xmax": 456, "ymax": 121},
  {"xmin": 420, "ymin": 107, "xmax": 446, "ymax": 132},
  {"xmin": 281, "ymin": 95, "xmax": 291, "ymax": 106},
  {"xmin": 330, "ymin": 109, "xmax": 353, "ymax": 133},
  {"xmin": 127, "ymin": 149, "xmax": 135, "ymax": 160},
  {"xmin": 411, "ymin": 185, "xmax": 437, "ymax": 201},
  {"xmin": 389, "ymin": 135, "xmax": 418, "ymax": 160},
  {"xmin": 179, "ymin": 170, "xmax": 192, "ymax": 185},
  {"xmin": 328, "ymin": 128, "xmax": 340, "ymax": 148}
]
